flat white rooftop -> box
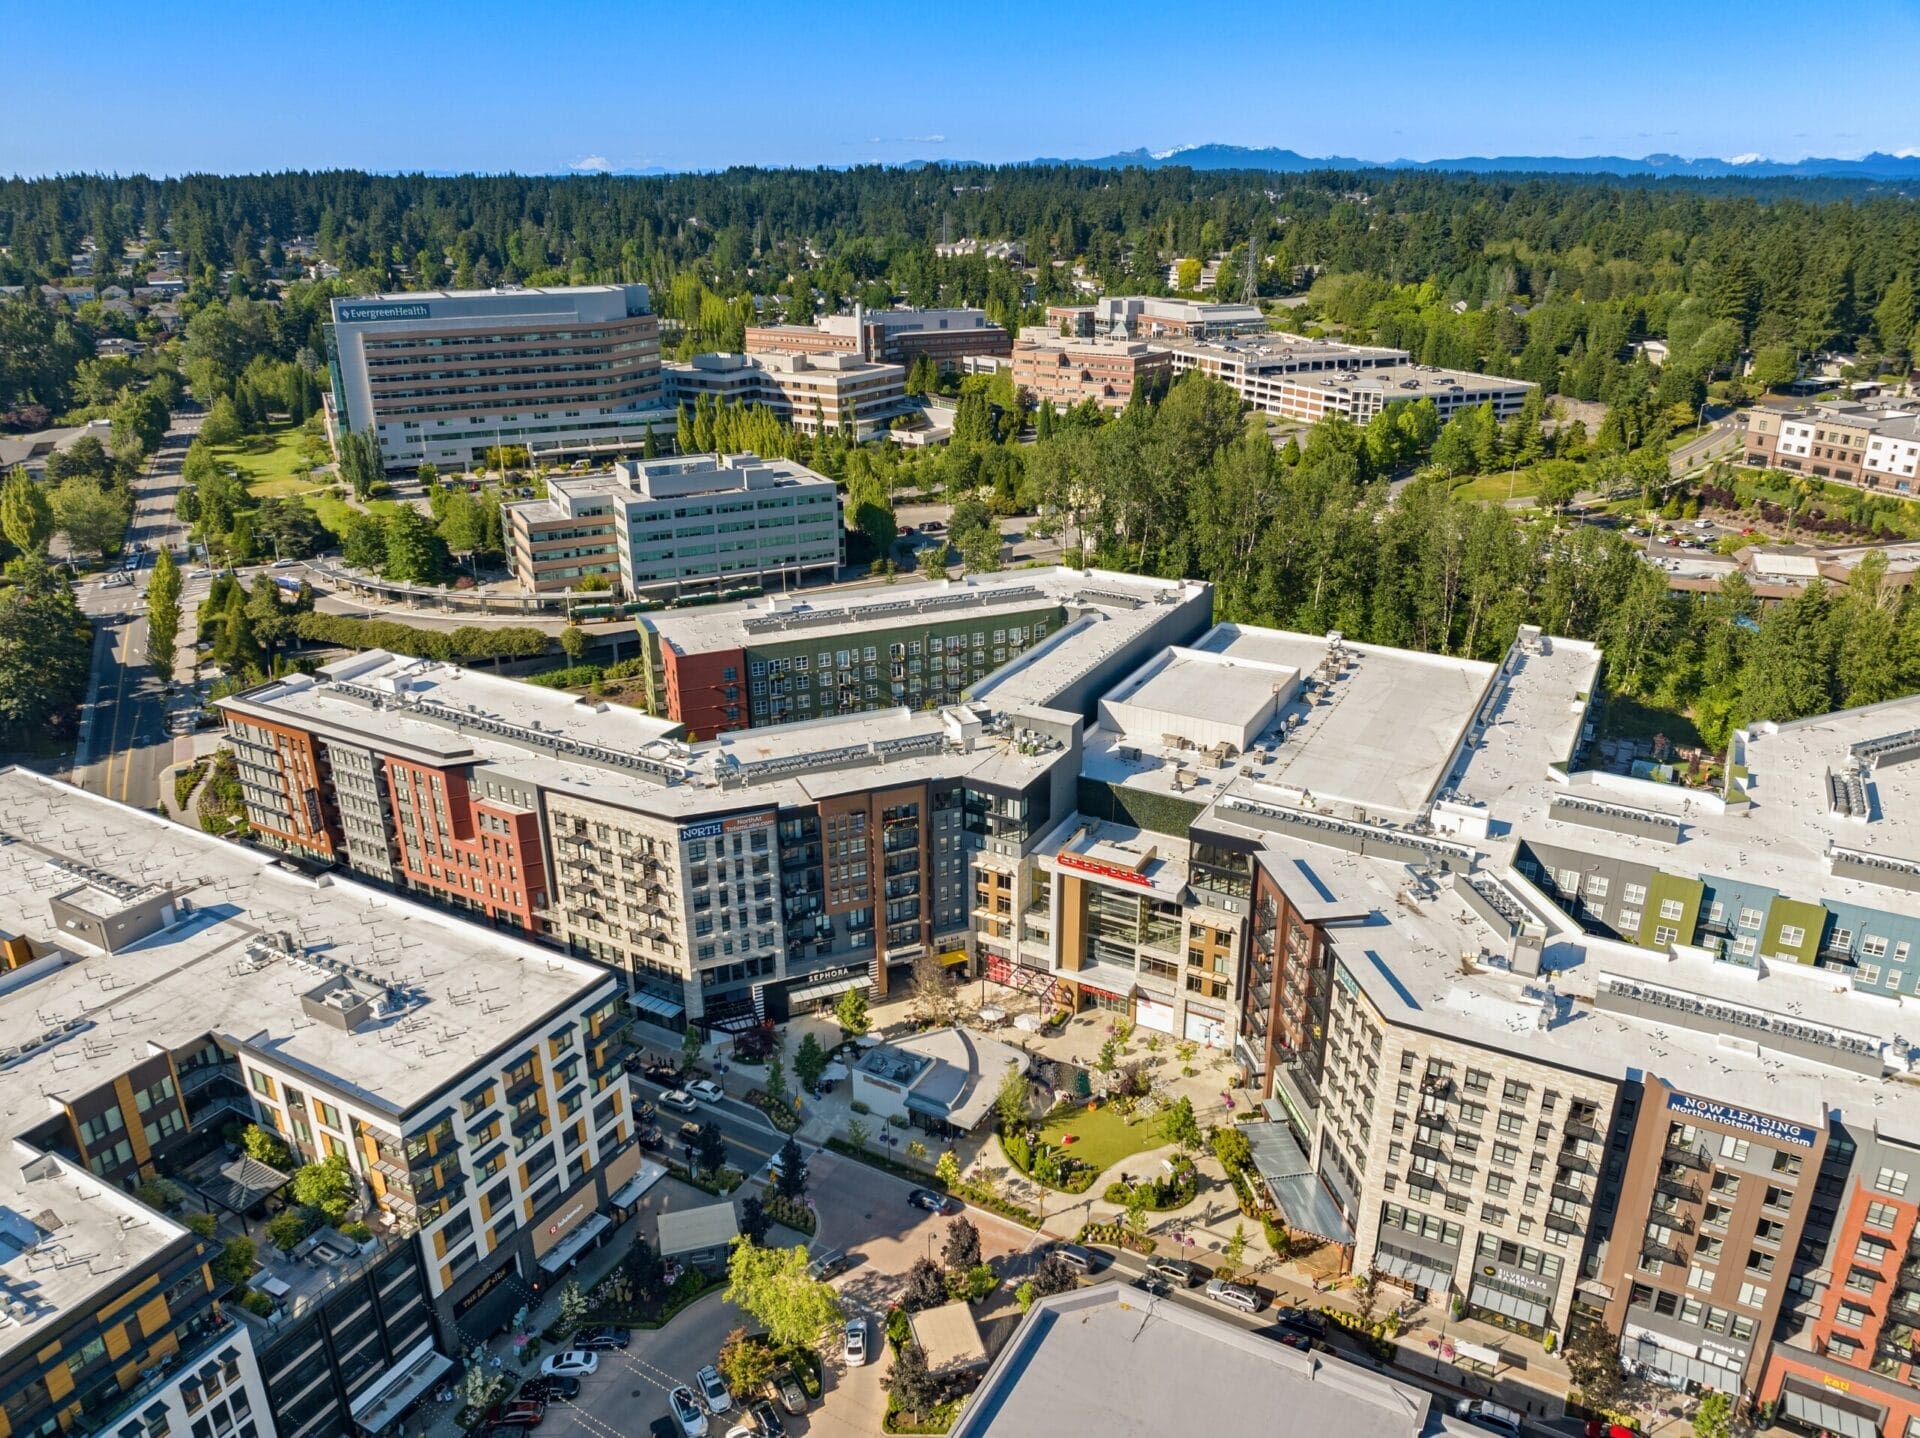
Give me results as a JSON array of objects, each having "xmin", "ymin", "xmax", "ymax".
[
  {"xmin": 227, "ymin": 651, "xmax": 683, "ymax": 765},
  {"xmin": 952, "ymin": 1284, "xmax": 1437, "ymax": 1438},
  {"xmin": 1082, "ymin": 625, "xmax": 1500, "ymax": 826},
  {"xmin": 0, "ymin": 769, "xmax": 615, "ymax": 1122}
]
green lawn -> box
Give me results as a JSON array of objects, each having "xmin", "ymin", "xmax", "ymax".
[
  {"xmin": 1033, "ymin": 1102, "xmax": 1166, "ymax": 1178},
  {"xmin": 203, "ymin": 421, "xmax": 331, "ymax": 497},
  {"xmin": 1450, "ymin": 469, "xmax": 1542, "ymax": 504},
  {"xmin": 303, "ymin": 494, "xmax": 404, "ymax": 541}
]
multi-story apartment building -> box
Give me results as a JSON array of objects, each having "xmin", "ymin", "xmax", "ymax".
[
  {"xmin": 216, "ymin": 573, "xmax": 1920, "ymax": 1436},
  {"xmin": 218, "ymin": 574, "xmax": 1213, "ymax": 1027},
  {"xmin": 0, "ymin": 770, "xmax": 631, "ymax": 1438},
  {"xmin": 633, "ymin": 568, "xmax": 1210, "ymax": 735},
  {"xmin": 663, "ymin": 351, "xmax": 910, "ymax": 438},
  {"xmin": 1743, "ymin": 400, "xmax": 1920, "ymax": 496},
  {"xmin": 502, "ymin": 453, "xmax": 843, "ymax": 596},
  {"xmin": 324, "ymin": 285, "xmax": 669, "ymax": 471},
  {"xmin": 1157, "ymin": 334, "xmax": 1534, "ymax": 423},
  {"xmin": 1046, "ymin": 297, "xmax": 1268, "ymax": 341},
  {"xmin": 744, "ymin": 306, "xmax": 1011, "ymax": 369},
  {"xmin": 1010, "ymin": 330, "xmax": 1172, "ymax": 414}
]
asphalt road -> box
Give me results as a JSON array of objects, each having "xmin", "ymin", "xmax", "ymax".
[
  {"xmin": 70, "ymin": 412, "xmax": 200, "ymax": 808},
  {"xmin": 1668, "ymin": 418, "xmax": 1741, "ymax": 476}
]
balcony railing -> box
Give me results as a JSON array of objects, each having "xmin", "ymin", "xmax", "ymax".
[
  {"xmin": 1642, "ymin": 1237, "xmax": 1689, "ymax": 1267},
  {"xmin": 1664, "ymin": 1139, "xmax": 1711, "ymax": 1171},
  {"xmin": 1656, "ymin": 1172, "xmax": 1702, "ymax": 1204}
]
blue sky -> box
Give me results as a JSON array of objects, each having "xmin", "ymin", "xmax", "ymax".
[{"xmin": 6, "ymin": 0, "xmax": 1916, "ymax": 176}]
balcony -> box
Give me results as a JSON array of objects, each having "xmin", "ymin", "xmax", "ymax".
[
  {"xmin": 1419, "ymin": 1074, "xmax": 1453, "ymax": 1097},
  {"xmin": 1563, "ymin": 1117, "xmax": 1604, "ymax": 1143},
  {"xmin": 1664, "ymin": 1139, "xmax": 1711, "ymax": 1171},
  {"xmin": 1655, "ymin": 1171, "xmax": 1702, "ymax": 1204},
  {"xmin": 1552, "ymin": 1175, "xmax": 1591, "ymax": 1204},
  {"xmin": 1642, "ymin": 1237, "xmax": 1689, "ymax": 1267}
]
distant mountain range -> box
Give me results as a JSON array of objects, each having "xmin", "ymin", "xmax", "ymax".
[{"xmin": 1039, "ymin": 145, "xmax": 1920, "ymax": 180}]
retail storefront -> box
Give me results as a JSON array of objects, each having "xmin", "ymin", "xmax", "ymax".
[
  {"xmin": 1135, "ymin": 995, "xmax": 1175, "ymax": 1034},
  {"xmin": 1762, "ymin": 1351, "xmax": 1912, "ymax": 1438}
]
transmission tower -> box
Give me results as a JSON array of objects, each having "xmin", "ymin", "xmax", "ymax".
[{"xmin": 1241, "ymin": 232, "xmax": 1260, "ymax": 304}]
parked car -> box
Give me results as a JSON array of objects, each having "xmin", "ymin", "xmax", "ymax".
[
  {"xmin": 1131, "ymin": 1273, "xmax": 1171, "ymax": 1298},
  {"xmin": 687, "ymin": 1079, "xmax": 725, "ymax": 1103},
  {"xmin": 1272, "ymin": 1327, "xmax": 1314, "ymax": 1352},
  {"xmin": 659, "ymin": 1089, "xmax": 697, "ymax": 1113},
  {"xmin": 1454, "ymin": 1400, "xmax": 1524, "ymax": 1438},
  {"xmin": 843, "ymin": 1316, "xmax": 869, "ymax": 1366},
  {"xmin": 907, "ymin": 1188, "xmax": 958, "ymax": 1215},
  {"xmin": 481, "ymin": 1400, "xmax": 546, "ymax": 1429},
  {"xmin": 540, "ymin": 1350, "xmax": 598, "ymax": 1379},
  {"xmin": 806, "ymin": 1248, "xmax": 850, "ymax": 1281},
  {"xmin": 1204, "ymin": 1278, "xmax": 1262, "ymax": 1313},
  {"xmin": 749, "ymin": 1399, "xmax": 788, "ymax": 1437},
  {"xmin": 1145, "ymin": 1255, "xmax": 1202, "ymax": 1288},
  {"xmin": 1051, "ymin": 1243, "xmax": 1094, "ymax": 1274},
  {"xmin": 1274, "ymin": 1306, "xmax": 1328, "ymax": 1339},
  {"xmin": 696, "ymin": 1364, "xmax": 732, "ymax": 1414},
  {"xmin": 769, "ymin": 1369, "xmax": 807, "ymax": 1415},
  {"xmin": 517, "ymin": 1377, "xmax": 579, "ymax": 1403},
  {"xmin": 669, "ymin": 1386, "xmax": 708, "ymax": 1438},
  {"xmin": 643, "ymin": 1061, "xmax": 681, "ymax": 1084},
  {"xmin": 573, "ymin": 1325, "xmax": 630, "ymax": 1350},
  {"xmin": 636, "ymin": 1122, "xmax": 665, "ymax": 1149},
  {"xmin": 1585, "ymin": 1423, "xmax": 1634, "ymax": 1438},
  {"xmin": 272, "ymin": 557, "xmax": 298, "ymax": 568}
]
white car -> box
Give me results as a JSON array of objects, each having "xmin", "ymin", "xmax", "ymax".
[
  {"xmin": 687, "ymin": 1079, "xmax": 725, "ymax": 1104},
  {"xmin": 272, "ymin": 557, "xmax": 297, "ymax": 568},
  {"xmin": 540, "ymin": 1349, "xmax": 598, "ymax": 1379},
  {"xmin": 843, "ymin": 1316, "xmax": 868, "ymax": 1366},
  {"xmin": 669, "ymin": 1386, "xmax": 708, "ymax": 1437},
  {"xmin": 696, "ymin": 1364, "xmax": 732, "ymax": 1414},
  {"xmin": 659, "ymin": 1089, "xmax": 697, "ymax": 1113}
]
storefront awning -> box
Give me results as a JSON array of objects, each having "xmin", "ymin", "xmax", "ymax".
[
  {"xmin": 351, "ymin": 1340, "xmax": 454, "ymax": 1433},
  {"xmin": 537, "ymin": 1212, "xmax": 612, "ymax": 1275},
  {"xmin": 1620, "ymin": 1331, "xmax": 1744, "ymax": 1391},
  {"xmin": 938, "ymin": 949, "xmax": 969, "ymax": 967},
  {"xmin": 1374, "ymin": 1243, "xmax": 1454, "ymax": 1295},
  {"xmin": 1469, "ymin": 1283, "xmax": 1550, "ymax": 1329},
  {"xmin": 1241, "ymin": 1122, "xmax": 1354, "ymax": 1245},
  {"xmin": 630, "ymin": 989, "xmax": 685, "ymax": 1021},
  {"xmin": 610, "ymin": 1159, "xmax": 667, "ymax": 1208},
  {"xmin": 1780, "ymin": 1379, "xmax": 1886, "ymax": 1438},
  {"xmin": 789, "ymin": 971, "xmax": 867, "ymax": 1003}
]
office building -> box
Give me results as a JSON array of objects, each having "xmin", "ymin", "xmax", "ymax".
[
  {"xmin": 503, "ymin": 453, "xmax": 843, "ymax": 595},
  {"xmin": 1046, "ymin": 296, "xmax": 1269, "ymax": 342},
  {"xmin": 744, "ymin": 306, "xmax": 1011, "ymax": 369},
  {"xmin": 1159, "ymin": 333, "xmax": 1534, "ymax": 422},
  {"xmin": 634, "ymin": 568, "xmax": 1210, "ymax": 734},
  {"xmin": 1010, "ymin": 329, "xmax": 1172, "ymax": 414},
  {"xmin": 0, "ymin": 770, "xmax": 630, "ymax": 1438},
  {"xmin": 663, "ymin": 351, "xmax": 910, "ymax": 438},
  {"xmin": 1743, "ymin": 401, "xmax": 1920, "ymax": 496},
  {"xmin": 324, "ymin": 285, "xmax": 668, "ymax": 471}
]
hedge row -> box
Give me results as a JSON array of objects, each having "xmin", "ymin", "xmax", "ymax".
[{"xmin": 294, "ymin": 612, "xmax": 553, "ymax": 663}]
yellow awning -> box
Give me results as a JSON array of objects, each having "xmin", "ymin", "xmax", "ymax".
[{"xmin": 938, "ymin": 949, "xmax": 969, "ymax": 967}]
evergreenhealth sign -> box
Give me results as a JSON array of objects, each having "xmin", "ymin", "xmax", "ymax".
[{"xmin": 337, "ymin": 302, "xmax": 433, "ymax": 323}]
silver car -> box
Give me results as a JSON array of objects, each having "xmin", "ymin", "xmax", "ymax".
[{"xmin": 1203, "ymin": 1277, "xmax": 1261, "ymax": 1313}]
